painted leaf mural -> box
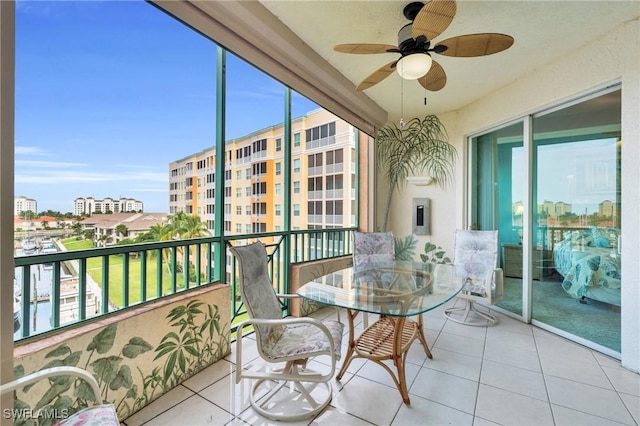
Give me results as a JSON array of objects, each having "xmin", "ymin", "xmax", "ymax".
[{"xmin": 13, "ymin": 298, "xmax": 229, "ymax": 420}]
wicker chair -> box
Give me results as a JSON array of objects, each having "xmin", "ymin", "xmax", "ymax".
[{"xmin": 230, "ymin": 241, "xmax": 344, "ymax": 422}]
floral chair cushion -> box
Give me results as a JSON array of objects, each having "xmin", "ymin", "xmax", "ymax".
[
  {"xmin": 353, "ymin": 231, "xmax": 395, "ymax": 267},
  {"xmin": 56, "ymin": 404, "xmax": 119, "ymax": 426},
  {"xmin": 454, "ymin": 230, "xmax": 498, "ymax": 286},
  {"xmin": 265, "ymin": 320, "xmax": 344, "ymax": 360}
]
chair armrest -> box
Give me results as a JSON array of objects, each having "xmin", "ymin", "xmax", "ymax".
[
  {"xmin": 0, "ymin": 366, "xmax": 103, "ymax": 405},
  {"xmin": 235, "ymin": 316, "xmax": 341, "ymax": 384},
  {"xmin": 276, "ymin": 293, "xmax": 301, "ymax": 300}
]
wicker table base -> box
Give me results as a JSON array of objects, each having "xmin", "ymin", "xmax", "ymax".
[{"xmin": 336, "ymin": 310, "xmax": 432, "ymax": 404}]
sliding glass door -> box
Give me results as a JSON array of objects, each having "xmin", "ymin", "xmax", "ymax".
[
  {"xmin": 470, "ymin": 87, "xmax": 622, "ymax": 354},
  {"xmin": 469, "ymin": 121, "xmax": 524, "ymax": 315},
  {"xmin": 531, "ymin": 89, "xmax": 621, "ymax": 352}
]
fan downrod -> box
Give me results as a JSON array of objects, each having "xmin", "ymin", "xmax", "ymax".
[{"xmin": 403, "ymin": 2, "xmax": 425, "ymax": 21}]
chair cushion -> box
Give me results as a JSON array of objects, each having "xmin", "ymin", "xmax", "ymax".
[
  {"xmin": 353, "ymin": 232, "xmax": 395, "ymax": 266},
  {"xmin": 56, "ymin": 404, "xmax": 119, "ymax": 426},
  {"xmin": 265, "ymin": 320, "xmax": 344, "ymax": 360}
]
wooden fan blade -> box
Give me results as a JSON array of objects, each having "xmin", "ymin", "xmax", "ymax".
[
  {"xmin": 437, "ymin": 33, "xmax": 514, "ymax": 57},
  {"xmin": 356, "ymin": 61, "xmax": 396, "ymax": 91},
  {"xmin": 418, "ymin": 60, "xmax": 447, "ymax": 92},
  {"xmin": 334, "ymin": 43, "xmax": 398, "ymax": 54},
  {"xmin": 412, "ymin": 0, "xmax": 457, "ymax": 42}
]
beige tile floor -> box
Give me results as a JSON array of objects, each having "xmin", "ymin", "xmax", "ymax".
[{"xmin": 123, "ymin": 304, "xmax": 639, "ymax": 426}]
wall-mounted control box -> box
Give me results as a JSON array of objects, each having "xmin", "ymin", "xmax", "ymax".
[{"xmin": 412, "ymin": 198, "xmax": 430, "ymax": 235}]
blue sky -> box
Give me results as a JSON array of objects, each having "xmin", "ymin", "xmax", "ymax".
[
  {"xmin": 15, "ymin": 0, "xmax": 316, "ymax": 214},
  {"xmin": 511, "ymin": 138, "xmax": 618, "ymax": 215}
]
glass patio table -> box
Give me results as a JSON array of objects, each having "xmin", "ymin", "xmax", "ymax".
[{"xmin": 297, "ymin": 261, "xmax": 463, "ymax": 404}]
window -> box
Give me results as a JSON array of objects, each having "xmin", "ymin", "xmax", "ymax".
[
  {"xmin": 308, "ymin": 177, "xmax": 322, "ymax": 191},
  {"xmin": 305, "ymin": 122, "xmax": 336, "ymax": 148},
  {"xmin": 275, "ymin": 183, "xmax": 281, "ymax": 195},
  {"xmin": 252, "ymin": 138, "xmax": 267, "ymax": 153},
  {"xmin": 275, "ymin": 162, "xmax": 281, "ymax": 175},
  {"xmin": 246, "ymin": 168, "xmax": 251, "ymax": 179},
  {"xmin": 293, "ymin": 158, "xmax": 300, "ymax": 173},
  {"xmin": 326, "ymin": 148, "xmax": 343, "ymax": 165},
  {"xmin": 275, "ymin": 204, "xmax": 281, "ymax": 216},
  {"xmin": 325, "ymin": 200, "xmax": 343, "ymax": 215},
  {"xmin": 276, "ymin": 138, "xmax": 282, "ymax": 151},
  {"xmin": 252, "ymin": 203, "xmax": 267, "ymax": 215},
  {"xmin": 236, "ymin": 224, "xmax": 242, "ymax": 233},
  {"xmin": 308, "ymin": 201, "xmax": 322, "ymax": 215},
  {"xmin": 293, "ymin": 204, "xmax": 300, "ymax": 216},
  {"xmin": 236, "ymin": 206, "xmax": 242, "ymax": 215},
  {"xmin": 293, "ymin": 181, "xmax": 300, "ymax": 193},
  {"xmin": 294, "ymin": 132, "xmax": 301, "ymax": 147},
  {"xmin": 236, "ymin": 170, "xmax": 242, "ymax": 180},
  {"xmin": 308, "ymin": 153, "xmax": 322, "ymax": 169},
  {"xmin": 252, "ymin": 162, "xmax": 267, "ymax": 175},
  {"xmin": 235, "ymin": 188, "xmax": 242, "ymax": 197},
  {"xmin": 252, "ymin": 181, "xmax": 267, "ymax": 196}
]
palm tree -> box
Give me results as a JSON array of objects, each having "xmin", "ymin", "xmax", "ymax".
[
  {"xmin": 115, "ymin": 224, "xmax": 128, "ymax": 240},
  {"xmin": 146, "ymin": 223, "xmax": 175, "ymax": 274},
  {"xmin": 376, "ymin": 115, "xmax": 457, "ymax": 232},
  {"xmin": 167, "ymin": 213, "xmax": 211, "ymax": 281}
]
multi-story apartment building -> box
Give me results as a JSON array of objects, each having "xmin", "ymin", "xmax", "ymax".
[
  {"xmin": 538, "ymin": 200, "xmax": 572, "ymax": 220},
  {"xmin": 169, "ymin": 108, "xmax": 357, "ymax": 235},
  {"xmin": 14, "ymin": 195, "xmax": 37, "ymax": 216},
  {"xmin": 74, "ymin": 196, "xmax": 144, "ymax": 216}
]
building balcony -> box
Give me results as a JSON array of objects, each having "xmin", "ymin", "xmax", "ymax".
[{"xmin": 10, "ymin": 229, "xmax": 357, "ymax": 423}]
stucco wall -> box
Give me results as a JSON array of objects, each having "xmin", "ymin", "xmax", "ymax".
[{"xmin": 383, "ymin": 19, "xmax": 639, "ymax": 372}]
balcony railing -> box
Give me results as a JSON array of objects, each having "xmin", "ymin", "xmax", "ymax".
[{"xmin": 13, "ymin": 228, "xmax": 355, "ymax": 342}]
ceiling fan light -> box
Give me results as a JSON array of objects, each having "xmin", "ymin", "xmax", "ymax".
[{"xmin": 396, "ymin": 53, "xmax": 433, "ymax": 80}]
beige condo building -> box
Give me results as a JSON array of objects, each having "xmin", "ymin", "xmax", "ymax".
[{"xmin": 169, "ymin": 108, "xmax": 358, "ymax": 236}]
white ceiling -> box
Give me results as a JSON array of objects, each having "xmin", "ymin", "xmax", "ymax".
[{"xmin": 260, "ymin": 0, "xmax": 639, "ymax": 120}]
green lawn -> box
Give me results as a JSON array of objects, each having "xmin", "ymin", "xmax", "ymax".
[{"xmin": 60, "ymin": 238, "xmax": 190, "ymax": 307}]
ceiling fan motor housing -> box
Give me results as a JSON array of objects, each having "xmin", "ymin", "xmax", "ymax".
[{"xmin": 398, "ymin": 24, "xmax": 427, "ymax": 54}]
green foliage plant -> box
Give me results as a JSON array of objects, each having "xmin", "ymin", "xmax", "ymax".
[{"xmin": 420, "ymin": 242, "xmax": 452, "ymax": 265}]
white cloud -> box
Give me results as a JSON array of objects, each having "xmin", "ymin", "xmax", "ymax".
[
  {"xmin": 15, "ymin": 169, "xmax": 167, "ymax": 185},
  {"xmin": 16, "ymin": 160, "xmax": 87, "ymax": 168},
  {"xmin": 15, "ymin": 146, "xmax": 49, "ymax": 156}
]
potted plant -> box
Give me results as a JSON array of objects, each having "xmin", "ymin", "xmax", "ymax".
[{"xmin": 377, "ymin": 115, "xmax": 457, "ymax": 232}]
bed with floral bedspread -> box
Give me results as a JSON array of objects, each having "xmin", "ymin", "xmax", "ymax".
[{"xmin": 553, "ymin": 227, "xmax": 621, "ymax": 306}]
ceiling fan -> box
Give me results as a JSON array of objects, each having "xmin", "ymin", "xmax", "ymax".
[{"xmin": 334, "ymin": 0, "xmax": 514, "ymax": 92}]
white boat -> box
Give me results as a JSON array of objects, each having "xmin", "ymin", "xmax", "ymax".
[
  {"xmin": 22, "ymin": 238, "xmax": 37, "ymax": 254},
  {"xmin": 41, "ymin": 242, "xmax": 57, "ymax": 270},
  {"xmin": 13, "ymin": 296, "xmax": 20, "ymax": 333}
]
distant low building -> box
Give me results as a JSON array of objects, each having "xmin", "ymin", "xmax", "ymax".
[
  {"xmin": 74, "ymin": 196, "xmax": 144, "ymax": 215},
  {"xmin": 81, "ymin": 212, "xmax": 168, "ymax": 246}
]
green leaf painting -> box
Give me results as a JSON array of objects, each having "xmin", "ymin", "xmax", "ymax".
[
  {"xmin": 122, "ymin": 338, "xmax": 153, "ymax": 359},
  {"xmin": 86, "ymin": 323, "xmax": 117, "ymax": 354},
  {"xmin": 14, "ymin": 299, "xmax": 228, "ymax": 420}
]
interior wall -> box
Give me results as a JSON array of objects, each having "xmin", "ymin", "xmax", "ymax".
[{"xmin": 384, "ymin": 19, "xmax": 639, "ymax": 372}]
